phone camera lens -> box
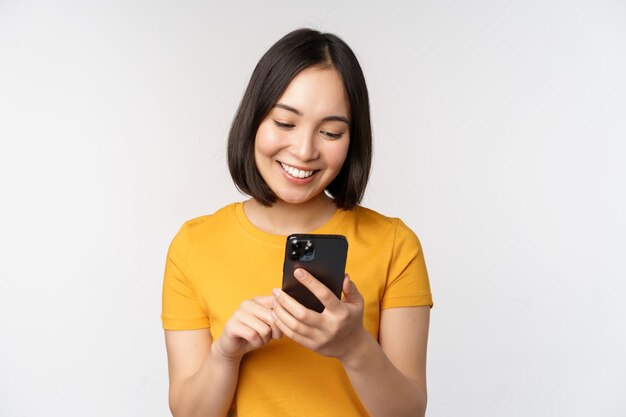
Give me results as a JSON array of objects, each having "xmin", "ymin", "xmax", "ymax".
[
  {"xmin": 289, "ymin": 250, "xmax": 300, "ymax": 260},
  {"xmin": 304, "ymin": 241, "xmax": 315, "ymax": 254},
  {"xmin": 292, "ymin": 240, "xmax": 302, "ymax": 250}
]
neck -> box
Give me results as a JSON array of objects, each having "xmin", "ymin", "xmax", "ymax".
[{"xmin": 243, "ymin": 194, "xmax": 338, "ymax": 236}]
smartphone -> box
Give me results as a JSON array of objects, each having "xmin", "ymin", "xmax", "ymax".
[{"xmin": 281, "ymin": 234, "xmax": 348, "ymax": 313}]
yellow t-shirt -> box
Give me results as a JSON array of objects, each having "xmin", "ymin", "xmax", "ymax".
[{"xmin": 161, "ymin": 202, "xmax": 433, "ymax": 417}]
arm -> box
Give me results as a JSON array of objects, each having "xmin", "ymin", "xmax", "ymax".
[
  {"xmin": 272, "ymin": 269, "xmax": 430, "ymax": 417},
  {"xmin": 340, "ymin": 306, "xmax": 430, "ymax": 417},
  {"xmin": 165, "ymin": 329, "xmax": 239, "ymax": 417},
  {"xmin": 165, "ymin": 296, "xmax": 282, "ymax": 417}
]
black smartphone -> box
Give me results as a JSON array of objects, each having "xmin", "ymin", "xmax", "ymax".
[{"xmin": 281, "ymin": 234, "xmax": 348, "ymax": 313}]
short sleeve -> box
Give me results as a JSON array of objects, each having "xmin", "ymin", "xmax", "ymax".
[
  {"xmin": 161, "ymin": 223, "xmax": 210, "ymax": 330},
  {"xmin": 381, "ymin": 219, "xmax": 434, "ymax": 309}
]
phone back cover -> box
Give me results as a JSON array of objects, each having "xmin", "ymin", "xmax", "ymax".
[{"xmin": 282, "ymin": 234, "xmax": 348, "ymax": 313}]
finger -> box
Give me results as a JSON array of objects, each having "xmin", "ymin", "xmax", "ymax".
[
  {"xmin": 272, "ymin": 309, "xmax": 315, "ymax": 348},
  {"xmin": 269, "ymin": 306, "xmax": 284, "ymax": 340},
  {"xmin": 267, "ymin": 296, "xmax": 284, "ymax": 339},
  {"xmin": 341, "ymin": 274, "xmax": 363, "ymax": 304},
  {"xmin": 250, "ymin": 296, "xmax": 284, "ymax": 340},
  {"xmin": 272, "ymin": 297, "xmax": 316, "ymax": 338},
  {"xmin": 245, "ymin": 312, "xmax": 273, "ymax": 346},
  {"xmin": 253, "ymin": 295, "xmax": 276, "ymax": 309},
  {"xmin": 241, "ymin": 298, "xmax": 275, "ymax": 327},
  {"xmin": 234, "ymin": 310, "xmax": 273, "ymax": 346},
  {"xmin": 270, "ymin": 321, "xmax": 284, "ymax": 340},
  {"xmin": 293, "ymin": 268, "xmax": 342, "ymax": 311},
  {"xmin": 273, "ymin": 288, "xmax": 321, "ymax": 328},
  {"xmin": 225, "ymin": 321, "xmax": 265, "ymax": 349}
]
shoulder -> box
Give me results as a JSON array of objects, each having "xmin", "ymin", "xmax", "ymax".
[
  {"xmin": 347, "ymin": 205, "xmax": 414, "ymax": 235},
  {"xmin": 346, "ymin": 205, "xmax": 395, "ymax": 227},
  {"xmin": 357, "ymin": 206, "xmax": 422, "ymax": 247},
  {"xmin": 182, "ymin": 202, "xmax": 238, "ymax": 228},
  {"xmin": 173, "ymin": 202, "xmax": 241, "ymax": 245},
  {"xmin": 338, "ymin": 205, "xmax": 421, "ymax": 250}
]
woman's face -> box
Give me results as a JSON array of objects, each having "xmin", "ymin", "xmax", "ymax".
[{"xmin": 254, "ymin": 66, "xmax": 351, "ymax": 206}]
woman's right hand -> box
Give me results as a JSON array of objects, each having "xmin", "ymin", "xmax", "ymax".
[{"xmin": 212, "ymin": 295, "xmax": 283, "ymax": 363}]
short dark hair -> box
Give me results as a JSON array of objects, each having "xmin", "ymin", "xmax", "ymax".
[{"xmin": 227, "ymin": 28, "xmax": 372, "ymax": 210}]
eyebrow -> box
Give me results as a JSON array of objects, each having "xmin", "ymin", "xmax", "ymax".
[{"xmin": 274, "ymin": 103, "xmax": 350, "ymax": 125}]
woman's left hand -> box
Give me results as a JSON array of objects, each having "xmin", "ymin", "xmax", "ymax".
[{"xmin": 271, "ymin": 268, "xmax": 366, "ymax": 360}]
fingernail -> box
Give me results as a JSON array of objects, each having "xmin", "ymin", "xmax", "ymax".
[
  {"xmin": 272, "ymin": 288, "xmax": 280, "ymax": 298},
  {"xmin": 294, "ymin": 269, "xmax": 304, "ymax": 279}
]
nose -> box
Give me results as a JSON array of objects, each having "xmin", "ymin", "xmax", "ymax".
[{"xmin": 290, "ymin": 129, "xmax": 320, "ymax": 162}]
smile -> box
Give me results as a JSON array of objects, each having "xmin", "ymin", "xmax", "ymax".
[{"xmin": 279, "ymin": 162, "xmax": 317, "ymax": 179}]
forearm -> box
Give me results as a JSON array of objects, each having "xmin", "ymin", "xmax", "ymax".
[
  {"xmin": 170, "ymin": 344, "xmax": 241, "ymax": 417},
  {"xmin": 341, "ymin": 331, "xmax": 427, "ymax": 417}
]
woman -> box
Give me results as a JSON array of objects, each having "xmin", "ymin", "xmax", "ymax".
[{"xmin": 161, "ymin": 28, "xmax": 433, "ymax": 417}]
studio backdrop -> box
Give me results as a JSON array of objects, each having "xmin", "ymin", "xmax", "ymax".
[{"xmin": 1, "ymin": 1, "xmax": 624, "ymax": 416}]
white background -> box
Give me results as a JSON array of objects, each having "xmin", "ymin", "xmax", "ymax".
[{"xmin": 1, "ymin": 1, "xmax": 625, "ymax": 416}]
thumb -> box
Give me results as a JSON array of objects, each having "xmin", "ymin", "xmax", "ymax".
[{"xmin": 342, "ymin": 275, "xmax": 362, "ymax": 304}]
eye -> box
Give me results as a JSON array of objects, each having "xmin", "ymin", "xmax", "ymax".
[
  {"xmin": 320, "ymin": 130, "xmax": 343, "ymax": 140},
  {"xmin": 273, "ymin": 120, "xmax": 295, "ymax": 130}
]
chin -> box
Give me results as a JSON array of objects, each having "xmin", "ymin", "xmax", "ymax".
[
  {"xmin": 276, "ymin": 195, "xmax": 312, "ymax": 205},
  {"xmin": 273, "ymin": 190, "xmax": 318, "ymax": 205}
]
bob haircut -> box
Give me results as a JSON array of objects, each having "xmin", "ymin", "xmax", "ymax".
[{"xmin": 227, "ymin": 28, "xmax": 372, "ymax": 210}]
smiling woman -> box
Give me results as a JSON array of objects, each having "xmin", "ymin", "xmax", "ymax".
[
  {"xmin": 161, "ymin": 28, "xmax": 433, "ymax": 417},
  {"xmin": 227, "ymin": 29, "xmax": 372, "ymax": 213},
  {"xmin": 253, "ymin": 67, "xmax": 351, "ymax": 208}
]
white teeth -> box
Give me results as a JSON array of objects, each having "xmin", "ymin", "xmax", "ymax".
[{"xmin": 280, "ymin": 162, "xmax": 314, "ymax": 179}]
